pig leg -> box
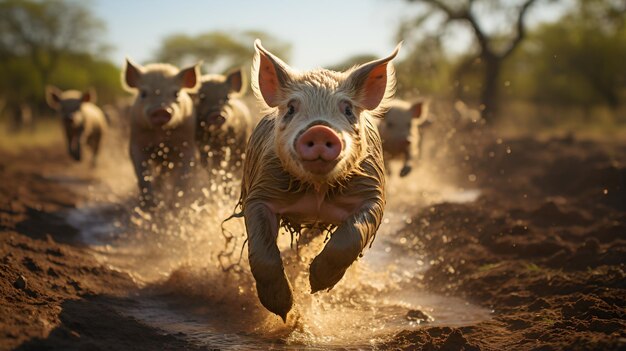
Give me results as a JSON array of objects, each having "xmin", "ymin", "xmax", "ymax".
[
  {"xmin": 199, "ymin": 143, "xmax": 210, "ymax": 168},
  {"xmin": 65, "ymin": 127, "xmax": 81, "ymax": 162},
  {"xmin": 399, "ymin": 148, "xmax": 413, "ymax": 177},
  {"xmin": 245, "ymin": 202, "xmax": 293, "ymax": 321},
  {"xmin": 130, "ymin": 145, "xmax": 156, "ymax": 208},
  {"xmin": 87, "ymin": 130, "xmax": 102, "ymax": 168},
  {"xmin": 309, "ymin": 201, "xmax": 383, "ymax": 293}
]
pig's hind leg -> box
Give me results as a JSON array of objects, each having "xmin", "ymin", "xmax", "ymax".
[{"xmin": 245, "ymin": 202, "xmax": 293, "ymax": 322}]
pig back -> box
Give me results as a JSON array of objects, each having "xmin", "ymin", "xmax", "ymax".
[{"xmin": 80, "ymin": 102, "xmax": 108, "ymax": 136}]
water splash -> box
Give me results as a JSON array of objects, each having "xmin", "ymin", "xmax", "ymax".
[{"xmin": 63, "ymin": 151, "xmax": 489, "ymax": 349}]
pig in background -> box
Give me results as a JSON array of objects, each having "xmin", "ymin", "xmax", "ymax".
[
  {"xmin": 193, "ymin": 69, "xmax": 253, "ymax": 173},
  {"xmin": 231, "ymin": 40, "xmax": 401, "ymax": 321},
  {"xmin": 122, "ymin": 58, "xmax": 200, "ymax": 209},
  {"xmin": 377, "ymin": 99, "xmax": 430, "ymax": 177},
  {"xmin": 45, "ymin": 86, "xmax": 108, "ymax": 167}
]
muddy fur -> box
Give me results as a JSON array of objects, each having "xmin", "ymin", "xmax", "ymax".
[
  {"xmin": 230, "ymin": 40, "xmax": 400, "ymax": 321},
  {"xmin": 45, "ymin": 86, "xmax": 108, "ymax": 166}
]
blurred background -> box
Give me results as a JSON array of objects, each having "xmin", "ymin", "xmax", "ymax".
[{"xmin": 1, "ymin": 0, "xmax": 625, "ymax": 147}]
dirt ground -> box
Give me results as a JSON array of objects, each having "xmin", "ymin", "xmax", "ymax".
[{"xmin": 1, "ymin": 131, "xmax": 625, "ymax": 350}]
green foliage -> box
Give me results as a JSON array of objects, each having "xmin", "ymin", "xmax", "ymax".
[
  {"xmin": 399, "ymin": 0, "xmax": 625, "ymax": 120},
  {"xmin": 504, "ymin": 1, "xmax": 626, "ymax": 108},
  {"xmin": 0, "ymin": 0, "xmax": 120, "ymax": 114},
  {"xmin": 154, "ymin": 30, "xmax": 292, "ymax": 74},
  {"xmin": 395, "ymin": 36, "xmax": 456, "ymax": 99}
]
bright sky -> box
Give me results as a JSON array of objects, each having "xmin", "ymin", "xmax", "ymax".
[{"xmin": 93, "ymin": 0, "xmax": 568, "ymax": 71}]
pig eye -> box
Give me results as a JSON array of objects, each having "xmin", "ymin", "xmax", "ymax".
[
  {"xmin": 283, "ymin": 100, "xmax": 298, "ymax": 123},
  {"xmin": 387, "ymin": 122, "xmax": 394, "ymax": 128},
  {"xmin": 340, "ymin": 100, "xmax": 356, "ymax": 123},
  {"xmin": 140, "ymin": 90, "xmax": 148, "ymax": 99}
]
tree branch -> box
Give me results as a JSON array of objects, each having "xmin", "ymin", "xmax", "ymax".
[
  {"xmin": 502, "ymin": 0, "xmax": 539, "ymax": 58},
  {"xmin": 416, "ymin": 0, "xmax": 491, "ymax": 57}
]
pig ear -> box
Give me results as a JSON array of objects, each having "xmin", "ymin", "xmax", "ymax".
[
  {"xmin": 410, "ymin": 101, "xmax": 423, "ymax": 119},
  {"xmin": 252, "ymin": 39, "xmax": 293, "ymax": 108},
  {"xmin": 344, "ymin": 42, "xmax": 402, "ymax": 111},
  {"xmin": 176, "ymin": 62, "xmax": 201, "ymax": 92},
  {"xmin": 226, "ymin": 68, "xmax": 245, "ymax": 95},
  {"xmin": 45, "ymin": 85, "xmax": 62, "ymax": 110},
  {"xmin": 82, "ymin": 88, "xmax": 97, "ymax": 104},
  {"xmin": 122, "ymin": 58, "xmax": 144, "ymax": 92}
]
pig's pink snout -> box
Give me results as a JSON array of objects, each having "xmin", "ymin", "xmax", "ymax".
[
  {"xmin": 296, "ymin": 125, "xmax": 342, "ymax": 162},
  {"xmin": 149, "ymin": 108, "xmax": 172, "ymax": 125}
]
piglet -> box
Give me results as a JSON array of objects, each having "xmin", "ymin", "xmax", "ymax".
[
  {"xmin": 46, "ymin": 86, "xmax": 108, "ymax": 166},
  {"xmin": 378, "ymin": 99, "xmax": 430, "ymax": 177}
]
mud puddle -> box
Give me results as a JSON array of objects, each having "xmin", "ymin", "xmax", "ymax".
[{"xmin": 64, "ymin": 166, "xmax": 490, "ymax": 350}]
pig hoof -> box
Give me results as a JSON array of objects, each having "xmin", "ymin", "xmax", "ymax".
[
  {"xmin": 255, "ymin": 275, "xmax": 293, "ymax": 322},
  {"xmin": 309, "ymin": 257, "xmax": 347, "ymax": 293},
  {"xmin": 400, "ymin": 165, "xmax": 412, "ymax": 177}
]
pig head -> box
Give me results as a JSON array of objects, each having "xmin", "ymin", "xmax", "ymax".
[{"xmin": 235, "ymin": 40, "xmax": 401, "ymax": 321}]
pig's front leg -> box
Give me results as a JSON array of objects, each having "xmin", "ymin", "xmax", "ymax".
[
  {"xmin": 245, "ymin": 202, "xmax": 293, "ymax": 321},
  {"xmin": 172, "ymin": 147, "xmax": 195, "ymax": 194},
  {"xmin": 400, "ymin": 151, "xmax": 413, "ymax": 177},
  {"xmin": 130, "ymin": 145, "xmax": 156, "ymax": 208},
  {"xmin": 309, "ymin": 201, "xmax": 383, "ymax": 293},
  {"xmin": 399, "ymin": 148, "xmax": 413, "ymax": 177}
]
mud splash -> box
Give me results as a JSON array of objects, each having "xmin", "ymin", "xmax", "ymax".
[{"xmin": 63, "ymin": 160, "xmax": 490, "ymax": 349}]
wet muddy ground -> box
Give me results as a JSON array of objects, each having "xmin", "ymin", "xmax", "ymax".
[{"xmin": 1, "ymin": 131, "xmax": 625, "ymax": 350}]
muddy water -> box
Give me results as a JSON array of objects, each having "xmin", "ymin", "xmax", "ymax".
[{"xmin": 64, "ymin": 160, "xmax": 490, "ymax": 350}]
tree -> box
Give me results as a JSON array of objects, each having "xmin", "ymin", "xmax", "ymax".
[
  {"xmin": 0, "ymin": 0, "xmax": 117, "ymax": 124},
  {"xmin": 154, "ymin": 30, "xmax": 291, "ymax": 74},
  {"xmin": 404, "ymin": 0, "xmax": 540, "ymax": 120},
  {"xmin": 503, "ymin": 0, "xmax": 626, "ymax": 110},
  {"xmin": 0, "ymin": 0, "xmax": 106, "ymax": 98}
]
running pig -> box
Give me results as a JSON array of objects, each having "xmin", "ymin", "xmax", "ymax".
[
  {"xmin": 235, "ymin": 40, "xmax": 401, "ymax": 321},
  {"xmin": 45, "ymin": 86, "xmax": 107, "ymax": 166},
  {"xmin": 122, "ymin": 58, "xmax": 200, "ymax": 208},
  {"xmin": 378, "ymin": 99, "xmax": 430, "ymax": 177}
]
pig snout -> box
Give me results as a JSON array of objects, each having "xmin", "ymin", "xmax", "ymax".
[
  {"xmin": 149, "ymin": 108, "xmax": 172, "ymax": 126},
  {"xmin": 295, "ymin": 125, "xmax": 342, "ymax": 175}
]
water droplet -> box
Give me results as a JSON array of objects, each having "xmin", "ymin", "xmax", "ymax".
[
  {"xmin": 468, "ymin": 174, "xmax": 477, "ymax": 182},
  {"xmin": 603, "ymin": 189, "xmax": 608, "ymax": 195}
]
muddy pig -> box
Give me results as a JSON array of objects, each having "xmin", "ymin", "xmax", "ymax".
[
  {"xmin": 234, "ymin": 40, "xmax": 401, "ymax": 321},
  {"xmin": 45, "ymin": 86, "xmax": 108, "ymax": 166},
  {"xmin": 122, "ymin": 58, "xmax": 201, "ymax": 208},
  {"xmin": 378, "ymin": 99, "xmax": 430, "ymax": 177},
  {"xmin": 194, "ymin": 69, "xmax": 253, "ymax": 171}
]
